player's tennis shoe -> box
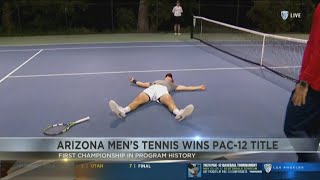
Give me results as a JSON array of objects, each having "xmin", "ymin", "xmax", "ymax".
[
  {"xmin": 175, "ymin": 104, "xmax": 194, "ymax": 121},
  {"xmin": 109, "ymin": 100, "xmax": 126, "ymax": 118}
]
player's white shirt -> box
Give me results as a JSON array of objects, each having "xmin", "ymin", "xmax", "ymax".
[{"xmin": 172, "ymin": 6, "xmax": 183, "ymax": 17}]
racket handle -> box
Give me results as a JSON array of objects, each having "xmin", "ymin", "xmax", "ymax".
[{"xmin": 75, "ymin": 116, "xmax": 90, "ymax": 124}]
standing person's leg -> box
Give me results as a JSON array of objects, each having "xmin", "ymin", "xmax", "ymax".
[
  {"xmin": 177, "ymin": 16, "xmax": 181, "ymax": 35},
  {"xmin": 284, "ymin": 88, "xmax": 320, "ymax": 162},
  {"xmin": 174, "ymin": 16, "xmax": 178, "ymax": 35},
  {"xmin": 109, "ymin": 92, "xmax": 150, "ymax": 118},
  {"xmin": 174, "ymin": 23, "xmax": 177, "ymax": 35},
  {"xmin": 159, "ymin": 94, "xmax": 194, "ymax": 121}
]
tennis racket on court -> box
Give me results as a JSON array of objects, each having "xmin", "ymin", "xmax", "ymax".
[{"xmin": 43, "ymin": 116, "xmax": 90, "ymax": 136}]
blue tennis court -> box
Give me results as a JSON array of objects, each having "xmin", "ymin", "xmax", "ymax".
[{"xmin": 0, "ymin": 41, "xmax": 296, "ymax": 137}]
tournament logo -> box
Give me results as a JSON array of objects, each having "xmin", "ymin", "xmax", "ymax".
[
  {"xmin": 188, "ymin": 163, "xmax": 202, "ymax": 178},
  {"xmin": 264, "ymin": 164, "xmax": 272, "ymax": 173},
  {"xmin": 281, "ymin": 10, "xmax": 289, "ymax": 20}
]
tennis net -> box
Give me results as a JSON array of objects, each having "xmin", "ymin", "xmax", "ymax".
[{"xmin": 191, "ymin": 15, "xmax": 308, "ymax": 82}]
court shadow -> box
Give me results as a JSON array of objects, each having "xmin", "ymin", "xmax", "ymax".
[
  {"xmin": 151, "ymin": 100, "xmax": 204, "ymax": 132},
  {"xmin": 109, "ymin": 112, "xmax": 127, "ymax": 128},
  {"xmin": 109, "ymin": 103, "xmax": 154, "ymax": 128},
  {"xmin": 108, "ymin": 100, "xmax": 203, "ymax": 131},
  {"xmin": 110, "ymin": 118, "xmax": 126, "ymax": 128},
  {"xmin": 130, "ymin": 102, "xmax": 156, "ymax": 115},
  {"xmin": 176, "ymin": 116, "xmax": 203, "ymax": 132}
]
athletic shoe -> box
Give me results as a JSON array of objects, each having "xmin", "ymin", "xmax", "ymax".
[
  {"xmin": 175, "ymin": 33, "xmax": 177, "ymax": 35},
  {"xmin": 175, "ymin": 104, "xmax": 194, "ymax": 121},
  {"xmin": 109, "ymin": 100, "xmax": 126, "ymax": 118},
  {"xmin": 178, "ymin": 33, "xmax": 181, "ymax": 35}
]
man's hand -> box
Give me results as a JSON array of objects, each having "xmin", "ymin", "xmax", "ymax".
[
  {"xmin": 292, "ymin": 83, "xmax": 308, "ymax": 106},
  {"xmin": 129, "ymin": 77, "xmax": 135, "ymax": 83},
  {"xmin": 129, "ymin": 77, "xmax": 150, "ymax": 88},
  {"xmin": 198, "ymin": 85, "xmax": 206, "ymax": 91}
]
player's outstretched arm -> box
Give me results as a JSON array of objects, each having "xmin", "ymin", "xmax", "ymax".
[
  {"xmin": 176, "ymin": 85, "xmax": 206, "ymax": 91},
  {"xmin": 129, "ymin": 77, "xmax": 150, "ymax": 88}
]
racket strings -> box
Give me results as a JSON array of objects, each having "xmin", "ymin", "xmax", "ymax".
[{"xmin": 44, "ymin": 124, "xmax": 69, "ymax": 135}]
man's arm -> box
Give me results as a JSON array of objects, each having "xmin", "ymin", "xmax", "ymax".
[
  {"xmin": 299, "ymin": 49, "xmax": 320, "ymax": 88},
  {"xmin": 293, "ymin": 50, "xmax": 319, "ymax": 106},
  {"xmin": 176, "ymin": 85, "xmax": 206, "ymax": 91},
  {"xmin": 293, "ymin": 5, "xmax": 320, "ymax": 106},
  {"xmin": 130, "ymin": 77, "xmax": 150, "ymax": 88}
]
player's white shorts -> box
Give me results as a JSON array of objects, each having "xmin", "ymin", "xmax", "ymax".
[{"xmin": 143, "ymin": 84, "xmax": 169, "ymax": 102}]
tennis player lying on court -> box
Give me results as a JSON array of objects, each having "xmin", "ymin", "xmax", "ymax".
[{"xmin": 109, "ymin": 73, "xmax": 206, "ymax": 121}]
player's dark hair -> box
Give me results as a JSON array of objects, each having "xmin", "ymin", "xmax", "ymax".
[{"xmin": 188, "ymin": 163, "xmax": 194, "ymax": 169}]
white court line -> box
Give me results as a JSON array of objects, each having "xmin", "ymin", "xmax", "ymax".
[
  {"xmin": 8, "ymin": 66, "xmax": 301, "ymax": 79},
  {"xmin": 270, "ymin": 65, "xmax": 301, "ymax": 69},
  {"xmin": 0, "ymin": 49, "xmax": 43, "ymax": 52},
  {"xmin": 0, "ymin": 49, "xmax": 43, "ymax": 84},
  {"xmin": 0, "ymin": 44, "xmax": 206, "ymax": 53},
  {"xmin": 0, "ymin": 39, "xmax": 192, "ymax": 47},
  {"xmin": 8, "ymin": 67, "xmax": 261, "ymax": 78},
  {"xmin": 0, "ymin": 44, "xmax": 306, "ymax": 53}
]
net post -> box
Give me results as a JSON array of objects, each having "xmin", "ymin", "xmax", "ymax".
[
  {"xmin": 191, "ymin": 16, "xmax": 194, "ymax": 39},
  {"xmin": 260, "ymin": 35, "xmax": 266, "ymax": 66},
  {"xmin": 200, "ymin": 18, "xmax": 203, "ymax": 38}
]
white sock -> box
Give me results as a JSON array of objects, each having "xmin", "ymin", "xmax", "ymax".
[
  {"xmin": 123, "ymin": 107, "xmax": 131, "ymax": 113},
  {"xmin": 173, "ymin": 109, "xmax": 180, "ymax": 115}
]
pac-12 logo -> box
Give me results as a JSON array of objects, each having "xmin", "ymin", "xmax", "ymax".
[
  {"xmin": 281, "ymin": 10, "xmax": 301, "ymax": 20},
  {"xmin": 264, "ymin": 164, "xmax": 272, "ymax": 173},
  {"xmin": 281, "ymin": 10, "xmax": 289, "ymax": 20}
]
